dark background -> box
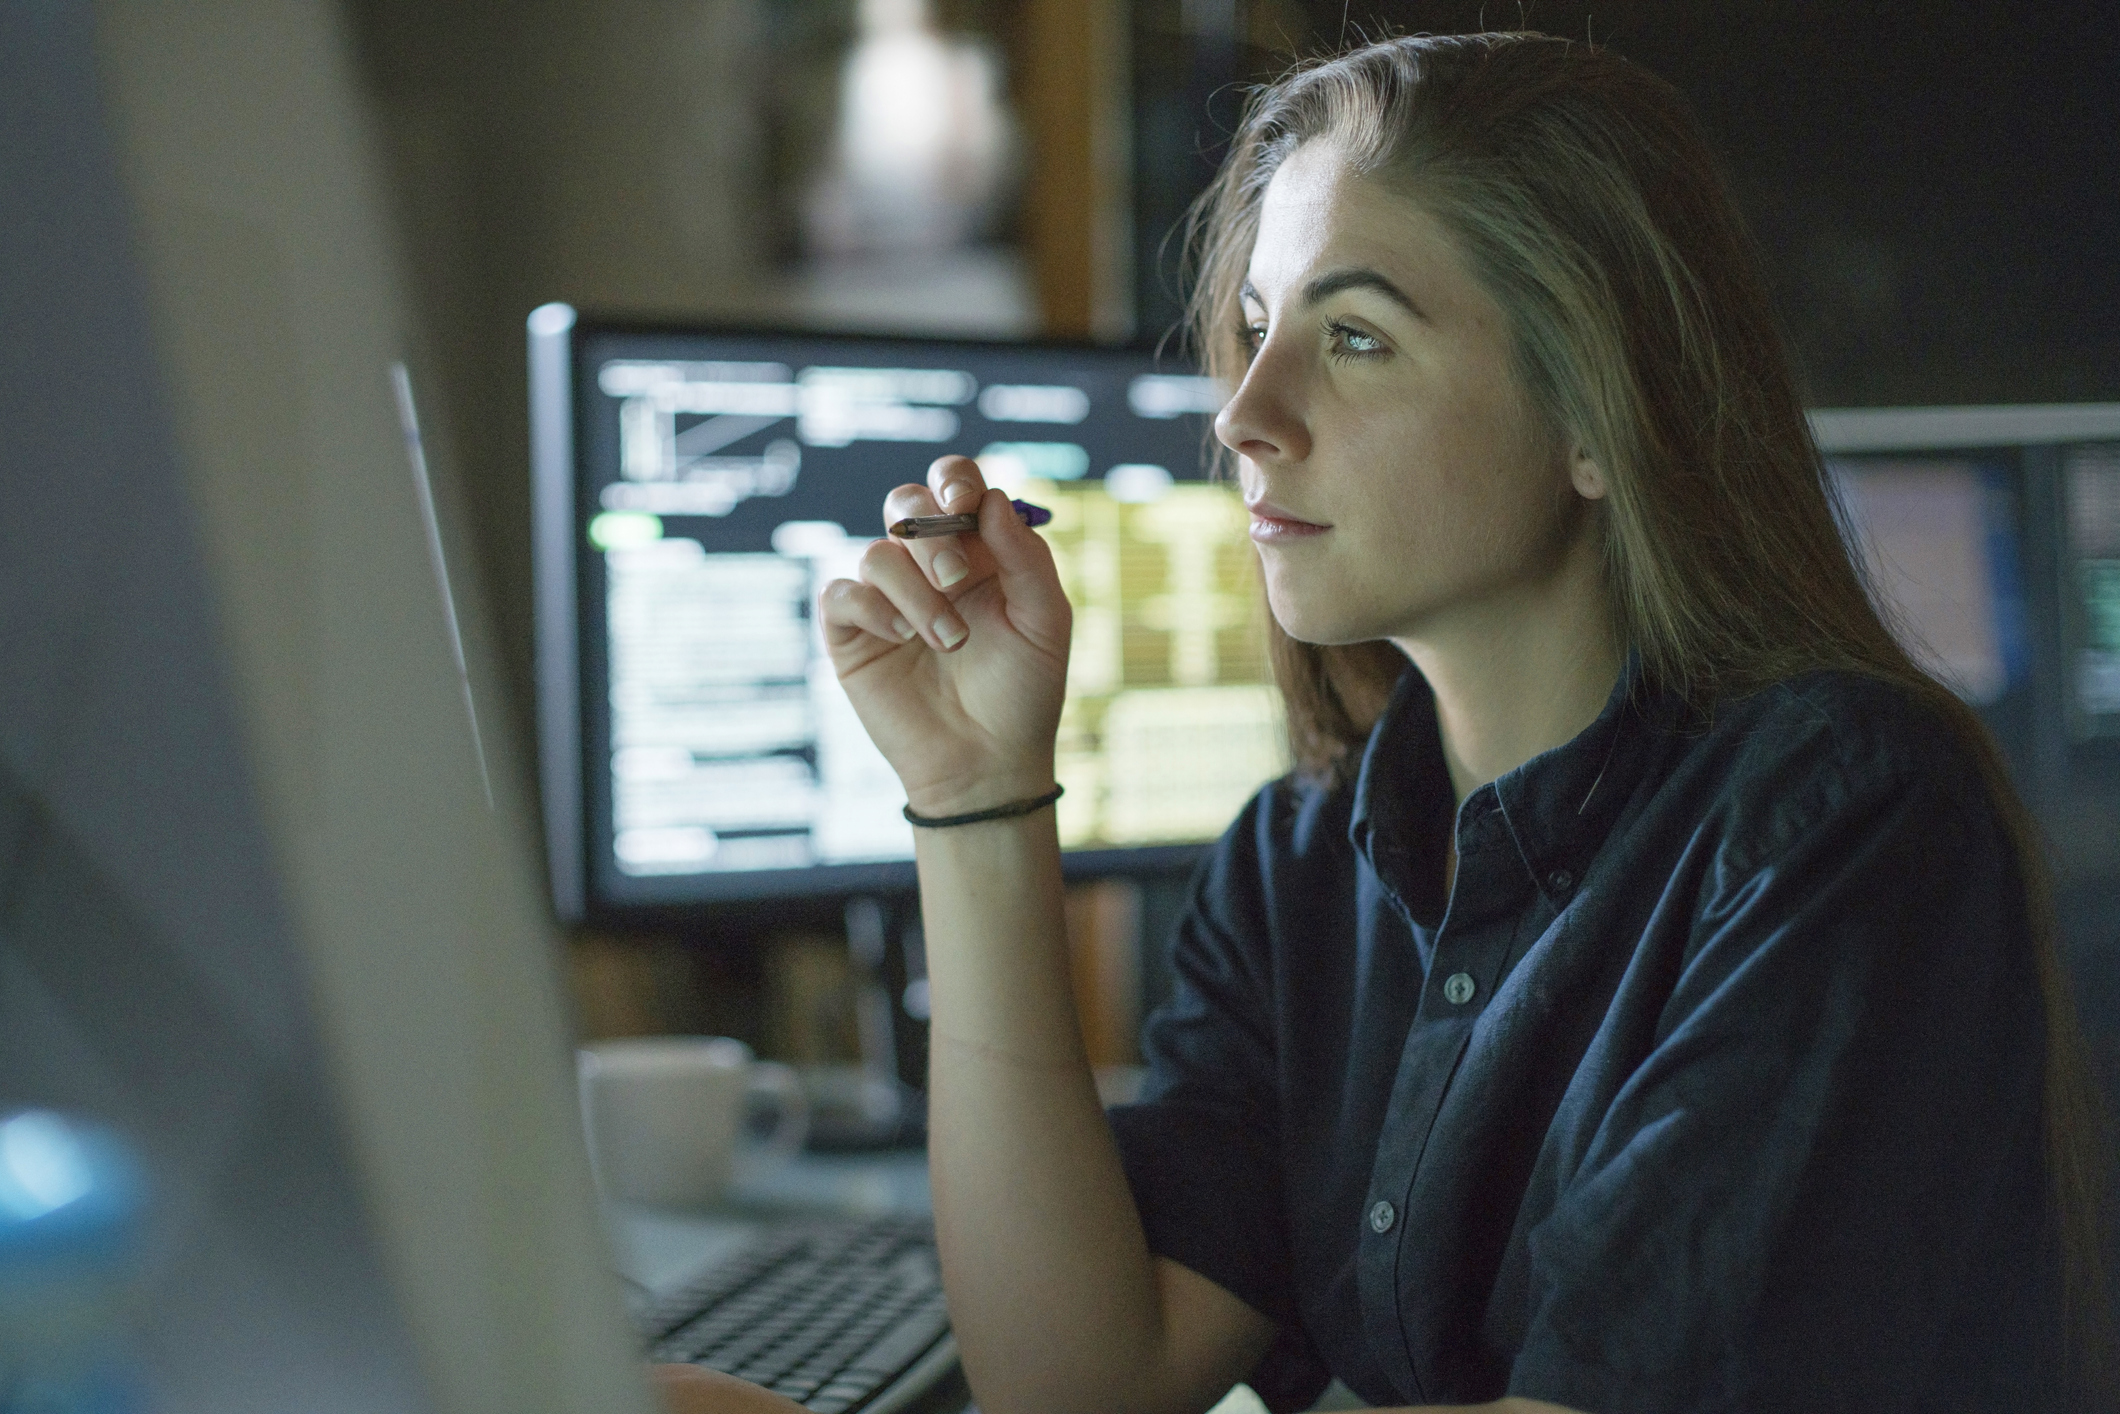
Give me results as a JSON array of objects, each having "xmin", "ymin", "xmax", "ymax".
[{"xmin": 1130, "ymin": 0, "xmax": 2120, "ymax": 407}]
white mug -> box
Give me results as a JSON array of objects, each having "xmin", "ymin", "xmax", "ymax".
[{"xmin": 577, "ymin": 1036, "xmax": 808, "ymax": 1209}]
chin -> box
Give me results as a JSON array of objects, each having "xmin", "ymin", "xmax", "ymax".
[{"xmin": 1263, "ymin": 582, "xmax": 1396, "ymax": 648}]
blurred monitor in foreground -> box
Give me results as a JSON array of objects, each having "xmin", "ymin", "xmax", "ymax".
[
  {"xmin": 532, "ymin": 314, "xmax": 1286, "ymax": 918},
  {"xmin": 5, "ymin": 5, "xmax": 650, "ymax": 1412}
]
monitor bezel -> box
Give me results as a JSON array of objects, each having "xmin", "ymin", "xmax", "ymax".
[{"xmin": 532, "ymin": 307, "xmax": 1229, "ymax": 924}]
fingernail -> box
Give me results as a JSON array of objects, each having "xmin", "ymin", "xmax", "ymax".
[
  {"xmin": 933, "ymin": 549, "xmax": 968, "ymax": 587},
  {"xmin": 891, "ymin": 615, "xmax": 916, "ymax": 641},
  {"xmin": 942, "ymin": 481, "xmax": 977, "ymax": 509},
  {"xmin": 933, "ymin": 613, "xmax": 967, "ymax": 648}
]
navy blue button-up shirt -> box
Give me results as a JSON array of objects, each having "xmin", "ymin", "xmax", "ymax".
[{"xmin": 1108, "ymin": 663, "xmax": 2060, "ymax": 1413}]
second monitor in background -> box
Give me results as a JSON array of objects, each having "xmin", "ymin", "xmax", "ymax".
[{"xmin": 532, "ymin": 311, "xmax": 1272, "ymax": 921}]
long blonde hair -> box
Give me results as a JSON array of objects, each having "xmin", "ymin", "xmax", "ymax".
[{"xmin": 1186, "ymin": 31, "xmax": 2112, "ymax": 1397}]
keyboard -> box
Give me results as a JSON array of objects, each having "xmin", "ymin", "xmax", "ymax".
[{"xmin": 635, "ymin": 1216, "xmax": 955, "ymax": 1414}]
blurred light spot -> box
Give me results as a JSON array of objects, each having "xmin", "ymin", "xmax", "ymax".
[
  {"xmin": 613, "ymin": 747, "xmax": 695, "ymax": 783},
  {"xmin": 1106, "ymin": 464, "xmax": 1174, "ymax": 503},
  {"xmin": 977, "ymin": 442, "xmax": 1088, "ymax": 481},
  {"xmin": 589, "ymin": 512, "xmax": 663, "ymax": 550},
  {"xmin": 805, "ymin": 0, "xmax": 1014, "ymax": 255},
  {"xmin": 0, "ymin": 1112, "xmax": 93, "ymax": 1221},
  {"xmin": 1128, "ymin": 374, "xmax": 1226, "ymax": 419},
  {"xmin": 771, "ymin": 521, "xmax": 854, "ymax": 558},
  {"xmin": 614, "ymin": 826, "xmax": 719, "ymax": 874},
  {"xmin": 527, "ymin": 302, "xmax": 577, "ymax": 337},
  {"xmin": 978, "ymin": 384, "xmax": 1090, "ymax": 424}
]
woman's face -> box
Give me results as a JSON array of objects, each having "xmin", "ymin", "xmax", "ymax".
[{"xmin": 1216, "ymin": 140, "xmax": 1602, "ymax": 649}]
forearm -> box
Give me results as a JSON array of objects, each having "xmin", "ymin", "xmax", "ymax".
[
  {"xmin": 916, "ymin": 810, "xmax": 1179, "ymax": 1414},
  {"xmin": 816, "ymin": 458, "xmax": 1246, "ymax": 1412}
]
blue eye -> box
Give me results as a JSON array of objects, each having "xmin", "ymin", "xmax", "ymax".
[{"xmin": 1327, "ymin": 320, "xmax": 1385, "ymax": 358}]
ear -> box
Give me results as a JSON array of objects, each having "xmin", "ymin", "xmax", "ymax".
[{"xmin": 1568, "ymin": 444, "xmax": 1609, "ymax": 501}]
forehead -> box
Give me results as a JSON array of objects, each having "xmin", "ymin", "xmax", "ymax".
[{"xmin": 1246, "ymin": 141, "xmax": 1475, "ymax": 308}]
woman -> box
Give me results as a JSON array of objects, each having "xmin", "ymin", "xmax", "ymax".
[{"xmin": 662, "ymin": 32, "xmax": 2111, "ymax": 1414}]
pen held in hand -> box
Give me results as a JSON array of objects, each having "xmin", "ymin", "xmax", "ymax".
[{"xmin": 889, "ymin": 498, "xmax": 1052, "ymax": 539}]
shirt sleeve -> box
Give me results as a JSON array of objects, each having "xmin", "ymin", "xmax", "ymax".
[
  {"xmin": 1506, "ymin": 747, "xmax": 2055, "ymax": 1414},
  {"xmin": 1105, "ymin": 782, "xmax": 1333, "ymax": 1412}
]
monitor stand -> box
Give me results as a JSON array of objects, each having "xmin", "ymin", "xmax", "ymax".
[{"xmin": 800, "ymin": 897, "xmax": 926, "ymax": 1151}]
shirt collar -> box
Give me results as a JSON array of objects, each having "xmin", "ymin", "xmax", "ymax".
[
  {"xmin": 1347, "ymin": 666, "xmax": 1455, "ymax": 921},
  {"xmin": 1489, "ymin": 650, "xmax": 1667, "ymax": 904},
  {"xmin": 1348, "ymin": 650, "xmax": 1667, "ymax": 914}
]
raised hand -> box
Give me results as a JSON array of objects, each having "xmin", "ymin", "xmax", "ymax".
[{"xmin": 816, "ymin": 455, "xmax": 1071, "ymax": 817}]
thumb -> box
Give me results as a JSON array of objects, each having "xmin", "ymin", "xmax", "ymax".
[{"xmin": 977, "ymin": 487, "xmax": 1069, "ymax": 620}]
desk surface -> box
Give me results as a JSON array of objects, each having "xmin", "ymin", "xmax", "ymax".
[{"xmin": 605, "ymin": 1148, "xmax": 933, "ymax": 1291}]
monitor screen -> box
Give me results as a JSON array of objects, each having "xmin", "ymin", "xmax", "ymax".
[
  {"xmin": 1827, "ymin": 457, "xmax": 2031, "ymax": 708},
  {"xmin": 2063, "ymin": 444, "xmax": 2120, "ymax": 739},
  {"xmin": 531, "ymin": 310, "xmax": 1282, "ymax": 917}
]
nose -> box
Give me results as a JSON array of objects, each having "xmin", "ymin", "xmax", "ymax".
[{"xmin": 1213, "ymin": 339, "xmax": 1311, "ymax": 466}]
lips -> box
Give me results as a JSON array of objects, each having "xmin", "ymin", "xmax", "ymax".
[{"xmin": 1246, "ymin": 496, "xmax": 1330, "ymax": 542}]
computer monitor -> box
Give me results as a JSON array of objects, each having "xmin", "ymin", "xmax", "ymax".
[
  {"xmin": 1811, "ymin": 403, "xmax": 2120, "ymax": 764},
  {"xmin": 2062, "ymin": 444, "xmax": 2120, "ymax": 741},
  {"xmin": 6, "ymin": 5, "xmax": 653, "ymax": 1413},
  {"xmin": 531, "ymin": 312, "xmax": 1281, "ymax": 920},
  {"xmin": 1825, "ymin": 456, "xmax": 2031, "ymax": 709}
]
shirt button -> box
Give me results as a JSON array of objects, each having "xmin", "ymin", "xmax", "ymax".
[
  {"xmin": 1442, "ymin": 971, "xmax": 1476, "ymax": 1005},
  {"xmin": 1368, "ymin": 1200, "xmax": 1396, "ymax": 1234},
  {"xmin": 1548, "ymin": 868, "xmax": 1574, "ymax": 893}
]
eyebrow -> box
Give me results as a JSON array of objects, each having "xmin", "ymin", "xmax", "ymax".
[{"xmin": 1241, "ymin": 268, "xmax": 1427, "ymax": 321}]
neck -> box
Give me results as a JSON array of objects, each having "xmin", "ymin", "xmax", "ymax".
[{"xmin": 1390, "ymin": 532, "xmax": 1622, "ymax": 806}]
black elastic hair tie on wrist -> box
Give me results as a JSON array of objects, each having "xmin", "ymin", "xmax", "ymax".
[{"xmin": 902, "ymin": 784, "xmax": 1064, "ymax": 829}]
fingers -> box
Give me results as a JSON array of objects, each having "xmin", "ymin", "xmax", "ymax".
[
  {"xmin": 817, "ymin": 576, "xmax": 920, "ymax": 650},
  {"xmin": 822, "ymin": 538, "xmax": 969, "ymax": 654},
  {"xmin": 879, "ymin": 455, "xmax": 993, "ymax": 591},
  {"xmin": 928, "ymin": 457, "xmax": 987, "ymax": 589},
  {"xmin": 927, "ymin": 453, "xmax": 988, "ymax": 512},
  {"xmin": 861, "ymin": 537, "xmax": 969, "ymax": 649},
  {"xmin": 973, "ymin": 486, "xmax": 1069, "ymax": 620},
  {"xmin": 830, "ymin": 456, "xmax": 1067, "ymax": 666},
  {"xmin": 883, "ymin": 479, "xmax": 984, "ymax": 592}
]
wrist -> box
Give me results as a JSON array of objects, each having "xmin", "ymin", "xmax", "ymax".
[
  {"xmin": 903, "ymin": 767, "xmax": 1057, "ymax": 821},
  {"xmin": 905, "ymin": 784, "xmax": 1062, "ymax": 830}
]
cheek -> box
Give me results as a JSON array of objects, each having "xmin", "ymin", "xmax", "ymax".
[
  {"xmin": 1352, "ymin": 409, "xmax": 1504, "ymax": 546},
  {"xmin": 1363, "ymin": 402, "xmax": 1571, "ymax": 575}
]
